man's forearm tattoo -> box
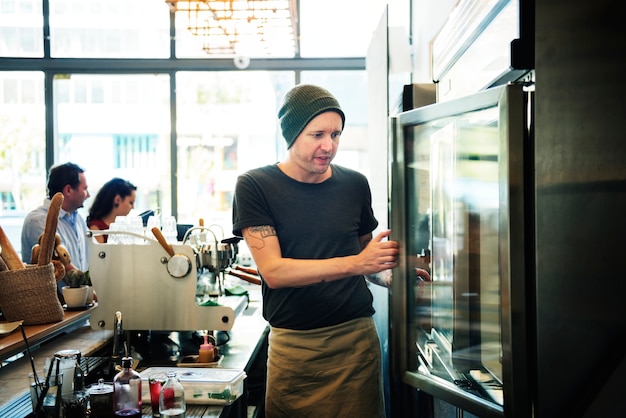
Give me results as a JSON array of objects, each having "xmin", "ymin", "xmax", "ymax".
[
  {"xmin": 250, "ymin": 225, "xmax": 276, "ymax": 237},
  {"xmin": 247, "ymin": 225, "xmax": 276, "ymax": 250}
]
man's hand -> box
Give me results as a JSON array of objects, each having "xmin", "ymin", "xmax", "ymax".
[{"xmin": 356, "ymin": 230, "xmax": 399, "ymax": 276}]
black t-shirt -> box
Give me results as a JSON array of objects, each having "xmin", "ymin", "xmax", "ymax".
[{"xmin": 232, "ymin": 164, "xmax": 378, "ymax": 330}]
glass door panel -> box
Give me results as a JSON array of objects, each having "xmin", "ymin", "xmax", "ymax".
[{"xmin": 393, "ymin": 85, "xmax": 530, "ymax": 417}]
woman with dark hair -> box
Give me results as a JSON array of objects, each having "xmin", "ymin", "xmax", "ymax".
[{"xmin": 87, "ymin": 178, "xmax": 137, "ymax": 243}]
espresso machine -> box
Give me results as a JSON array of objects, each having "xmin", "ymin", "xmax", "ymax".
[{"xmin": 86, "ymin": 225, "xmax": 251, "ymax": 334}]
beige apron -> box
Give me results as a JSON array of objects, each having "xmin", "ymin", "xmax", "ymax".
[{"xmin": 266, "ymin": 316, "xmax": 385, "ymax": 418}]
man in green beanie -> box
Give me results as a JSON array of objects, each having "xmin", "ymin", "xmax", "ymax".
[{"xmin": 232, "ymin": 84, "xmax": 398, "ymax": 418}]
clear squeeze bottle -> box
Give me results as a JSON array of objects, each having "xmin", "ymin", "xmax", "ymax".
[
  {"xmin": 113, "ymin": 356, "xmax": 142, "ymax": 417},
  {"xmin": 159, "ymin": 371, "xmax": 186, "ymax": 417}
]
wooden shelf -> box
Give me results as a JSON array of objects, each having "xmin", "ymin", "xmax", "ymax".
[
  {"xmin": 0, "ymin": 303, "xmax": 114, "ymax": 415},
  {"xmin": 0, "ymin": 303, "xmax": 98, "ymax": 363}
]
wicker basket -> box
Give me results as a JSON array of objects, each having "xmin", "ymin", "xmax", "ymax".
[{"xmin": 0, "ymin": 263, "xmax": 64, "ymax": 325}]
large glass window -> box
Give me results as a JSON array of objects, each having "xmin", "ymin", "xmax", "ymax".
[
  {"xmin": 175, "ymin": 71, "xmax": 292, "ymax": 232},
  {"xmin": 53, "ymin": 74, "xmax": 172, "ymax": 220},
  {"xmin": 0, "ymin": 0, "xmax": 43, "ymax": 57},
  {"xmin": 173, "ymin": 6, "xmax": 297, "ymax": 59},
  {"xmin": 176, "ymin": 71, "xmax": 371, "ymax": 235},
  {"xmin": 0, "ymin": 1, "xmax": 376, "ymax": 254},
  {"xmin": 1, "ymin": 0, "xmax": 387, "ymax": 58},
  {"xmin": 299, "ymin": 0, "xmax": 386, "ymax": 57},
  {"xmin": 0, "ymin": 71, "xmax": 46, "ymax": 253},
  {"xmin": 49, "ymin": 0, "xmax": 170, "ymax": 58},
  {"xmin": 175, "ymin": 0, "xmax": 386, "ymax": 58}
]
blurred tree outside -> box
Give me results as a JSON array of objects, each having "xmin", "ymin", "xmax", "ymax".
[{"xmin": 0, "ymin": 110, "xmax": 46, "ymax": 213}]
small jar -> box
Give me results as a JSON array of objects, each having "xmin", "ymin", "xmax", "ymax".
[{"xmin": 88, "ymin": 379, "xmax": 114, "ymax": 418}]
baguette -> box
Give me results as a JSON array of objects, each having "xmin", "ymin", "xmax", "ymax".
[
  {"xmin": 0, "ymin": 225, "xmax": 25, "ymax": 270},
  {"xmin": 52, "ymin": 259, "xmax": 66, "ymax": 281},
  {"xmin": 38, "ymin": 192, "xmax": 64, "ymax": 266},
  {"xmin": 0, "ymin": 252, "xmax": 7, "ymax": 271},
  {"xmin": 33, "ymin": 234, "xmax": 61, "ymax": 263},
  {"xmin": 30, "ymin": 244, "xmax": 40, "ymax": 265},
  {"xmin": 55, "ymin": 243, "xmax": 72, "ymax": 266}
]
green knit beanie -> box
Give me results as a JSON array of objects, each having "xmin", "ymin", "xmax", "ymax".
[{"xmin": 278, "ymin": 84, "xmax": 345, "ymax": 149}]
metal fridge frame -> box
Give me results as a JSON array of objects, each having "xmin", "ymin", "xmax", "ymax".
[{"xmin": 388, "ymin": 84, "xmax": 533, "ymax": 418}]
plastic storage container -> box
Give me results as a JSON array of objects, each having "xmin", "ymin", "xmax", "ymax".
[{"xmin": 139, "ymin": 367, "xmax": 246, "ymax": 405}]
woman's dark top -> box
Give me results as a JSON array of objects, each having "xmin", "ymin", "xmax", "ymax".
[{"xmin": 87, "ymin": 219, "xmax": 109, "ymax": 243}]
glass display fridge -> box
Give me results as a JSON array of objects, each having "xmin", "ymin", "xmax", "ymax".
[{"xmin": 389, "ymin": 84, "xmax": 534, "ymax": 418}]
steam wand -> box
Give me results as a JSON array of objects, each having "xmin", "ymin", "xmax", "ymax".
[{"xmin": 110, "ymin": 311, "xmax": 124, "ymax": 375}]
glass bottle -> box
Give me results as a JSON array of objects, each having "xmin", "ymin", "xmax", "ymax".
[
  {"xmin": 113, "ymin": 357, "xmax": 142, "ymax": 418},
  {"xmin": 159, "ymin": 371, "xmax": 186, "ymax": 418},
  {"xmin": 73, "ymin": 352, "xmax": 84, "ymax": 391},
  {"xmin": 54, "ymin": 348, "xmax": 81, "ymax": 398}
]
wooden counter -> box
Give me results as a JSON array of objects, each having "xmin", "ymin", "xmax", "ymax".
[
  {"xmin": 0, "ymin": 304, "xmax": 98, "ymax": 362},
  {"xmin": 0, "ymin": 304, "xmax": 114, "ymax": 417},
  {"xmin": 0, "ymin": 282, "xmax": 268, "ymax": 418}
]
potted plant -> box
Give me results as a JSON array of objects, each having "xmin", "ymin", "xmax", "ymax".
[
  {"xmin": 61, "ymin": 269, "xmax": 89, "ymax": 308},
  {"xmin": 83, "ymin": 270, "xmax": 95, "ymax": 305}
]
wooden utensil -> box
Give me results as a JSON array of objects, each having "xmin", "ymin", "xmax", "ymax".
[
  {"xmin": 226, "ymin": 267, "xmax": 262, "ymax": 285},
  {"xmin": 231, "ymin": 263, "xmax": 259, "ymax": 276}
]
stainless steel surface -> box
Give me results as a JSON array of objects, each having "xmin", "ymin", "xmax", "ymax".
[
  {"xmin": 432, "ymin": 0, "xmax": 528, "ymax": 101},
  {"xmin": 86, "ymin": 232, "xmax": 236, "ymax": 332},
  {"xmin": 165, "ymin": 253, "xmax": 193, "ymax": 278},
  {"xmin": 183, "ymin": 226, "xmax": 242, "ymax": 297},
  {"xmin": 404, "ymin": 371, "xmax": 503, "ymax": 418},
  {"xmin": 432, "ymin": 0, "xmax": 511, "ymax": 80}
]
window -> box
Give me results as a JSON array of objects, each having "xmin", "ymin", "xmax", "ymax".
[
  {"xmin": 0, "ymin": 71, "xmax": 46, "ymax": 215},
  {"xmin": 299, "ymin": 0, "xmax": 386, "ymax": 57},
  {"xmin": 49, "ymin": 0, "xmax": 170, "ymax": 58},
  {"xmin": 53, "ymin": 74, "xmax": 172, "ymax": 219},
  {"xmin": 0, "ymin": 0, "xmax": 379, "ymax": 246},
  {"xmin": 0, "ymin": 0, "xmax": 43, "ymax": 57},
  {"xmin": 175, "ymin": 71, "xmax": 292, "ymax": 231}
]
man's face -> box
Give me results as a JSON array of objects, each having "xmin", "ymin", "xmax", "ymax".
[
  {"xmin": 288, "ymin": 111, "xmax": 343, "ymax": 182},
  {"xmin": 66, "ymin": 172, "xmax": 90, "ymax": 211}
]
